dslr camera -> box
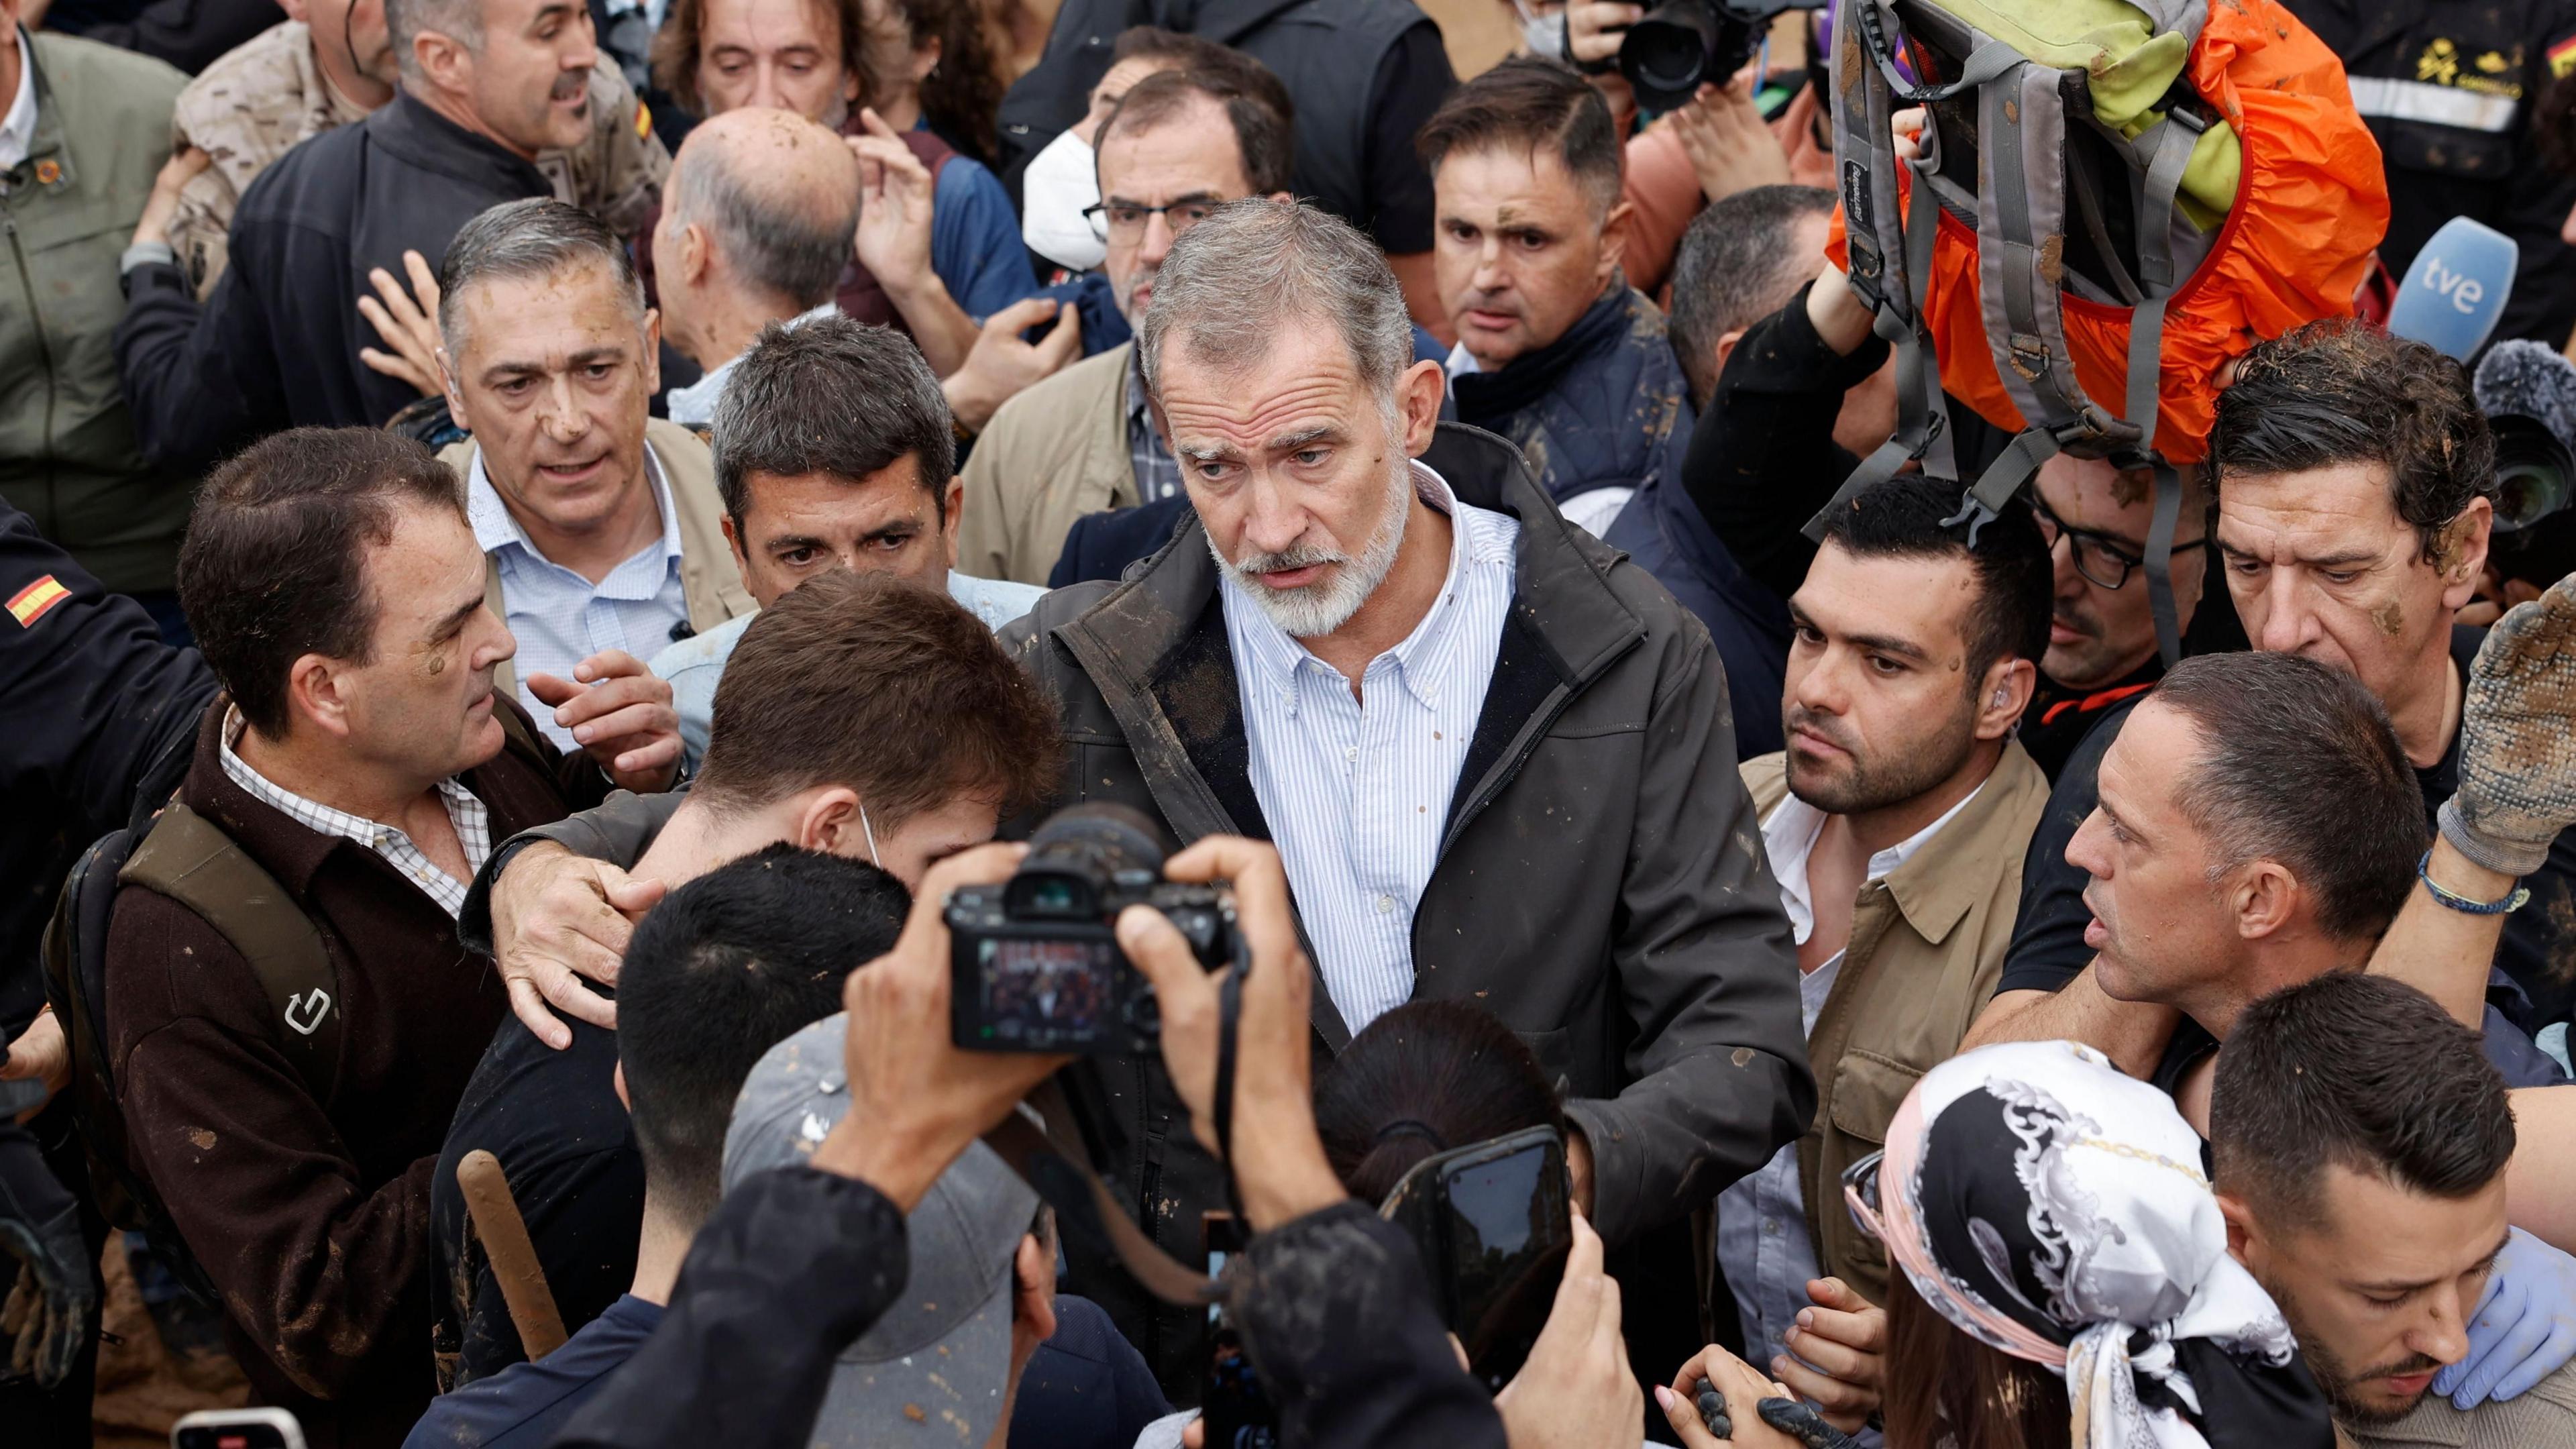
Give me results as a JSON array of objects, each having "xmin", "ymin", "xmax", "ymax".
[
  {"xmin": 1587, "ymin": 0, "xmax": 1824, "ymax": 111},
  {"xmin": 947, "ymin": 804, "xmax": 1239, "ymax": 1055}
]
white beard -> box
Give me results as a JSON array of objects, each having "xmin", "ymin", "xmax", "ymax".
[{"xmin": 1210, "ymin": 459, "xmax": 1414, "ymax": 639}]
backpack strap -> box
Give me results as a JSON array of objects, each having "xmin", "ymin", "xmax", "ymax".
[{"xmin": 117, "ymin": 804, "xmax": 341, "ymax": 1102}]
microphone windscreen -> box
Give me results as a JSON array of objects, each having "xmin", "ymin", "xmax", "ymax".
[
  {"xmin": 2388, "ymin": 217, "xmax": 2518, "ymax": 361},
  {"xmin": 2475, "ymin": 340, "xmax": 2576, "ymax": 453}
]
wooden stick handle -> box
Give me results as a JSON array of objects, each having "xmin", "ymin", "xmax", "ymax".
[{"xmin": 456, "ymin": 1148, "xmax": 568, "ymax": 1360}]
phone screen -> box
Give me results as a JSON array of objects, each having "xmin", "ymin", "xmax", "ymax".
[{"xmin": 1442, "ymin": 1140, "xmax": 1571, "ymax": 1389}]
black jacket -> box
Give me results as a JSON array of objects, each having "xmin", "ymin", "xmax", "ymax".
[
  {"xmin": 467, "ymin": 427, "xmax": 1813, "ymax": 1396},
  {"xmin": 2290, "ymin": 0, "xmax": 2576, "ymax": 345},
  {"xmin": 41, "ymin": 0, "xmax": 280, "ymax": 72},
  {"xmin": 1048, "ymin": 494, "xmax": 1197, "ymax": 588},
  {"xmin": 1002, "ymin": 423, "xmax": 1810, "ymax": 1389},
  {"xmin": 0, "ymin": 498, "xmax": 213, "ymax": 1040},
  {"xmin": 1601, "ymin": 477, "xmax": 1788, "ymax": 761},
  {"xmin": 113, "ymin": 91, "xmax": 555, "ymax": 469},
  {"xmin": 549, "ymin": 1167, "xmax": 1503, "ymax": 1449}
]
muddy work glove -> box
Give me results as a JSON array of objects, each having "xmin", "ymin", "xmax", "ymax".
[
  {"xmin": 2441, "ymin": 574, "xmax": 2576, "ymax": 877},
  {"xmin": 0, "ymin": 1129, "xmax": 92, "ymax": 1387}
]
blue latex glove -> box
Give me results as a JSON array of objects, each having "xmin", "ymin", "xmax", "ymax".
[{"xmin": 2434, "ymin": 1227, "xmax": 2576, "ymax": 1407}]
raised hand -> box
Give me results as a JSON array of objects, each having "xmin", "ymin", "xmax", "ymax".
[
  {"xmin": 357, "ymin": 249, "xmax": 448, "ymax": 398},
  {"xmin": 487, "ymin": 843, "xmax": 667, "ymax": 1046},
  {"xmin": 2441, "ymin": 571, "xmax": 2576, "ymax": 877},
  {"xmin": 525, "ymin": 649, "xmax": 682, "ymax": 794}
]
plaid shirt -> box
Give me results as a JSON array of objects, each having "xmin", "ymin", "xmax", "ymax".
[
  {"xmin": 217, "ymin": 708, "xmax": 492, "ymax": 919},
  {"xmin": 1125, "ymin": 352, "xmax": 1185, "ymax": 504}
]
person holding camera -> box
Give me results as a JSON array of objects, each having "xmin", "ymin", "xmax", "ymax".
[
  {"xmin": 998, "ymin": 195, "xmax": 1809, "ymax": 1395},
  {"xmin": 547, "ymin": 836, "xmax": 1644, "ymax": 1449}
]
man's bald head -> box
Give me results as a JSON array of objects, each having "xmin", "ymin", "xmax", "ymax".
[{"xmin": 668, "ymin": 107, "xmax": 863, "ymax": 309}]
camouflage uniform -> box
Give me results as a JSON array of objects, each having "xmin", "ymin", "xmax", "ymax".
[{"xmin": 166, "ymin": 21, "xmax": 668, "ymax": 298}]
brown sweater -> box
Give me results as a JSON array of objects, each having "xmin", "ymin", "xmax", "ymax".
[{"xmin": 104, "ymin": 699, "xmax": 604, "ymax": 1448}]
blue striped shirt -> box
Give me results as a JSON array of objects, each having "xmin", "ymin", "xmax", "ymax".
[{"xmin": 1223, "ymin": 462, "xmax": 1519, "ymax": 1032}]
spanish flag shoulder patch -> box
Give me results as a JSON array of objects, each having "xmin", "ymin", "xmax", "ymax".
[
  {"xmin": 2550, "ymin": 33, "xmax": 2576, "ymax": 78},
  {"xmin": 636, "ymin": 100, "xmax": 653, "ymax": 141},
  {"xmin": 8, "ymin": 574, "xmax": 71, "ymax": 628}
]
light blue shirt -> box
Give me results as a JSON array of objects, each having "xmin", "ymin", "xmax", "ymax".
[
  {"xmin": 469, "ymin": 448, "xmax": 690, "ymax": 749},
  {"xmin": 1224, "ymin": 463, "xmax": 1517, "ymax": 1034},
  {"xmin": 663, "ymin": 302, "xmax": 838, "ymax": 427},
  {"xmin": 649, "ymin": 571, "xmax": 1047, "ymax": 771}
]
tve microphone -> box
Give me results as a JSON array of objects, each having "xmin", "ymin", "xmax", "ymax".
[{"xmin": 2388, "ymin": 217, "xmax": 2518, "ymax": 360}]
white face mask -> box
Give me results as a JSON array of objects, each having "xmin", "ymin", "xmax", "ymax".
[
  {"xmin": 1021, "ymin": 127, "xmax": 1108, "ymax": 273},
  {"xmin": 1515, "ymin": 0, "xmax": 1566, "ymax": 61}
]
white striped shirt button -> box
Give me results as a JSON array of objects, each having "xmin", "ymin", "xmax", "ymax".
[{"xmin": 1226, "ymin": 461, "xmax": 1517, "ymax": 1034}]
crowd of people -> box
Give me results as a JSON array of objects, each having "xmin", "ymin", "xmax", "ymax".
[{"xmin": 6, "ymin": 0, "xmax": 2576, "ymax": 1446}]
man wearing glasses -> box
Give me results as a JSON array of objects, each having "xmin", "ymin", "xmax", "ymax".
[
  {"xmin": 1674, "ymin": 250, "xmax": 2213, "ymax": 779},
  {"xmin": 1968, "ymin": 321, "xmax": 2576, "ymax": 1073},
  {"xmin": 955, "ymin": 64, "xmax": 1294, "ymax": 586}
]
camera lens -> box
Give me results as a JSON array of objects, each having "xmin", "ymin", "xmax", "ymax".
[
  {"xmin": 1004, "ymin": 802, "xmax": 1175, "ymax": 920},
  {"xmin": 1621, "ymin": 1, "xmax": 1721, "ymax": 108},
  {"xmin": 2490, "ymin": 413, "xmax": 2576, "ymax": 532}
]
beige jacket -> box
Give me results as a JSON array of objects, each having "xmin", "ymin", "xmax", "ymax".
[
  {"xmin": 2345, "ymin": 1360, "xmax": 2576, "ymax": 1446},
  {"xmin": 1740, "ymin": 740, "xmax": 2050, "ymax": 1305},
  {"xmin": 957, "ymin": 341, "xmax": 1139, "ymax": 586},
  {"xmin": 439, "ymin": 418, "xmax": 754, "ymax": 700}
]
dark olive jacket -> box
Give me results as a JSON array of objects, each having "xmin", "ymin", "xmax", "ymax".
[
  {"xmin": 474, "ymin": 425, "xmax": 1817, "ymax": 1391},
  {"xmin": 1000, "ymin": 421, "xmax": 1813, "ymax": 1379}
]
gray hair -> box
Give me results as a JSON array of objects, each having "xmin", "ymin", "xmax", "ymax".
[
  {"xmin": 669, "ymin": 144, "xmax": 861, "ymax": 311},
  {"xmin": 437, "ymin": 198, "xmax": 649, "ymax": 354},
  {"xmin": 386, "ymin": 0, "xmax": 482, "ymax": 80},
  {"xmin": 1138, "ymin": 200, "xmax": 1414, "ymax": 407},
  {"xmin": 712, "ymin": 315, "xmax": 955, "ymax": 525},
  {"xmin": 1666, "ymin": 184, "xmax": 1835, "ymax": 411}
]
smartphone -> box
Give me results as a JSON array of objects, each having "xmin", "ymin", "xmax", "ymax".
[
  {"xmin": 1382, "ymin": 1126, "xmax": 1572, "ymax": 1392},
  {"xmin": 174, "ymin": 1409, "xmax": 307, "ymax": 1449}
]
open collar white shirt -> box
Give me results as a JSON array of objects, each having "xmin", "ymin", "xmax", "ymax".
[
  {"xmin": 1222, "ymin": 460, "xmax": 1519, "ymax": 1034},
  {"xmin": 1713, "ymin": 782, "xmax": 1982, "ymax": 1391}
]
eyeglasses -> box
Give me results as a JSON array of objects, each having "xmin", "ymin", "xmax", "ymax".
[
  {"xmin": 2029, "ymin": 491, "xmax": 2207, "ymax": 592},
  {"xmin": 1085, "ymin": 199, "xmax": 1221, "ymax": 244}
]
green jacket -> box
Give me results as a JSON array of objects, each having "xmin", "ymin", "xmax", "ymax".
[{"xmin": 0, "ymin": 30, "xmax": 187, "ymax": 594}]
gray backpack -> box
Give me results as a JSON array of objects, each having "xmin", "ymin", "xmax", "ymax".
[{"xmin": 1811, "ymin": 0, "xmax": 2224, "ymax": 665}]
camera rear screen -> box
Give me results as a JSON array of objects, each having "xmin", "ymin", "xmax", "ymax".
[{"xmin": 971, "ymin": 936, "xmax": 1120, "ymax": 1046}]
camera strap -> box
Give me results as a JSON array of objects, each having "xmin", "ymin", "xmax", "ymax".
[
  {"xmin": 983, "ymin": 1093, "xmax": 1226, "ymax": 1308},
  {"xmin": 1212, "ymin": 956, "xmax": 1249, "ymax": 1228},
  {"xmin": 977, "ymin": 945, "xmax": 1260, "ymax": 1310}
]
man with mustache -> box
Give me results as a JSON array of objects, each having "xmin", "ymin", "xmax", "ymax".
[
  {"xmin": 428, "ymin": 199, "xmax": 747, "ymax": 751},
  {"xmin": 996, "ymin": 197, "xmax": 1811, "ymax": 1394},
  {"xmin": 97, "ymin": 427, "xmax": 678, "ymax": 1448},
  {"xmin": 115, "ymin": 0, "xmax": 667, "ymax": 468},
  {"xmin": 154, "ymin": 0, "xmax": 666, "ymax": 302},
  {"xmin": 1715, "ymin": 474, "xmax": 2053, "ymax": 1434},
  {"xmin": 2214, "ymin": 973, "xmax": 2576, "ymax": 1444}
]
